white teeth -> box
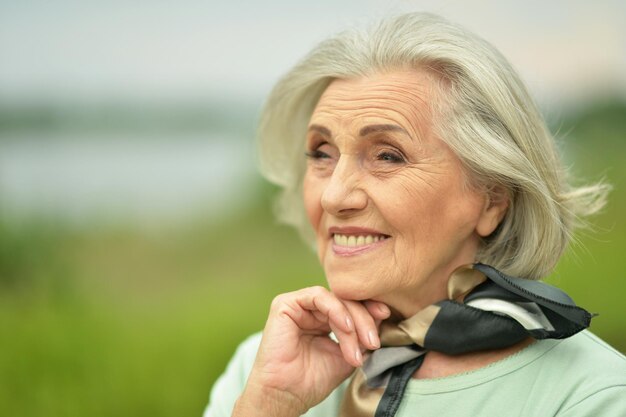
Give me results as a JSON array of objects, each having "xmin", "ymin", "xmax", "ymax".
[
  {"xmin": 333, "ymin": 234, "xmax": 387, "ymax": 247},
  {"xmin": 332, "ymin": 234, "xmax": 348, "ymax": 245}
]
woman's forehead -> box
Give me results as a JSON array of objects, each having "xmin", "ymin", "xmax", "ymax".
[
  {"xmin": 310, "ymin": 70, "xmax": 438, "ymax": 137},
  {"xmin": 316, "ymin": 70, "xmax": 435, "ymax": 107}
]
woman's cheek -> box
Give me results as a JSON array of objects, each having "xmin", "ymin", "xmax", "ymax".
[
  {"xmin": 305, "ymin": 178, "xmax": 331, "ymax": 265},
  {"xmin": 303, "ymin": 175, "xmax": 322, "ymax": 226}
]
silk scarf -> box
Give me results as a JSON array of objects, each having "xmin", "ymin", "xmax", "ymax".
[{"xmin": 338, "ymin": 263, "xmax": 593, "ymax": 417}]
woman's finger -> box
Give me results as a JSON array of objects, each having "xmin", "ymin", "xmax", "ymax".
[
  {"xmin": 296, "ymin": 286, "xmax": 355, "ymax": 333},
  {"xmin": 285, "ymin": 287, "xmax": 363, "ymax": 367},
  {"xmin": 327, "ymin": 317, "xmax": 363, "ymax": 367},
  {"xmin": 363, "ymin": 300, "xmax": 391, "ymax": 322},
  {"xmin": 344, "ymin": 300, "xmax": 381, "ymax": 350}
]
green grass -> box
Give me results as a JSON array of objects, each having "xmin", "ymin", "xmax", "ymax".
[{"xmin": 0, "ymin": 191, "xmax": 326, "ymax": 417}]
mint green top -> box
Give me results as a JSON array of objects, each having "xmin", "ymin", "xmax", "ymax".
[{"xmin": 204, "ymin": 331, "xmax": 626, "ymax": 417}]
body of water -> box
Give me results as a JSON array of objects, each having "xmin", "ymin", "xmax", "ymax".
[{"xmin": 0, "ymin": 133, "xmax": 257, "ymax": 226}]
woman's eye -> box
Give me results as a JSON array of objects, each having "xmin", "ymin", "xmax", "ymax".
[
  {"xmin": 377, "ymin": 151, "xmax": 405, "ymax": 163},
  {"xmin": 305, "ymin": 142, "xmax": 335, "ymax": 160},
  {"xmin": 305, "ymin": 149, "xmax": 331, "ymax": 159}
]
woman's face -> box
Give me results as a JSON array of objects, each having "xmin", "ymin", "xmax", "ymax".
[{"xmin": 303, "ymin": 69, "xmax": 506, "ymax": 317}]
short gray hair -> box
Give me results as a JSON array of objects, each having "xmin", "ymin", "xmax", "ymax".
[{"xmin": 257, "ymin": 12, "xmax": 609, "ymax": 279}]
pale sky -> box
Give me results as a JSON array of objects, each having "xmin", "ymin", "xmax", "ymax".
[{"xmin": 1, "ymin": 0, "xmax": 625, "ymax": 107}]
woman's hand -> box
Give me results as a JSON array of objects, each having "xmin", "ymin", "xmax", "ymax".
[{"xmin": 232, "ymin": 286, "xmax": 390, "ymax": 417}]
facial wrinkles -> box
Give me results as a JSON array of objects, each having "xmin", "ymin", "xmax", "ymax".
[
  {"xmin": 311, "ymin": 78, "xmax": 456, "ymax": 235},
  {"xmin": 364, "ymin": 82, "xmax": 433, "ymax": 134},
  {"xmin": 312, "ymin": 81, "xmax": 433, "ymax": 143},
  {"xmin": 397, "ymin": 168, "xmax": 440, "ymax": 195},
  {"xmin": 381, "ymin": 161, "xmax": 468, "ymax": 300},
  {"xmin": 312, "ymin": 107, "xmax": 416, "ymax": 142}
]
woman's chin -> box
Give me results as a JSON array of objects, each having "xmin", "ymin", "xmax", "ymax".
[{"xmin": 326, "ymin": 277, "xmax": 374, "ymax": 301}]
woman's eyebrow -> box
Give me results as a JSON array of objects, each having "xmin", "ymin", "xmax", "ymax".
[
  {"xmin": 359, "ymin": 124, "xmax": 411, "ymax": 139},
  {"xmin": 307, "ymin": 124, "xmax": 331, "ymax": 137},
  {"xmin": 307, "ymin": 123, "xmax": 411, "ymax": 139}
]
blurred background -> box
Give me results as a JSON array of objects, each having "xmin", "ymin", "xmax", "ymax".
[{"xmin": 1, "ymin": 1, "xmax": 625, "ymax": 416}]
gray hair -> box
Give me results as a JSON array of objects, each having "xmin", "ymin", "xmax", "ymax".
[{"xmin": 257, "ymin": 12, "xmax": 609, "ymax": 279}]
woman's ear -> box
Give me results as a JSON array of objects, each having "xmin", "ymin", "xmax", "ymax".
[{"xmin": 476, "ymin": 186, "xmax": 509, "ymax": 237}]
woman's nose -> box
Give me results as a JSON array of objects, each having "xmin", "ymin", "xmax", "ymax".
[{"xmin": 320, "ymin": 156, "xmax": 368, "ymax": 216}]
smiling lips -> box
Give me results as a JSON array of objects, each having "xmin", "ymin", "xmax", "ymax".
[{"xmin": 329, "ymin": 228, "xmax": 390, "ymax": 255}]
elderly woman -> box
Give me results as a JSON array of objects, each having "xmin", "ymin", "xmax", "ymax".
[{"xmin": 205, "ymin": 13, "xmax": 626, "ymax": 417}]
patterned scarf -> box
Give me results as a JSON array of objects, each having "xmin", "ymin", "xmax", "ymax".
[{"xmin": 338, "ymin": 263, "xmax": 593, "ymax": 417}]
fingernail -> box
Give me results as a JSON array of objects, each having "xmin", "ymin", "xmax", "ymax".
[
  {"xmin": 345, "ymin": 316, "xmax": 353, "ymax": 331},
  {"xmin": 368, "ymin": 330, "xmax": 380, "ymax": 348},
  {"xmin": 355, "ymin": 349, "xmax": 362, "ymax": 365},
  {"xmin": 379, "ymin": 304, "xmax": 390, "ymax": 315}
]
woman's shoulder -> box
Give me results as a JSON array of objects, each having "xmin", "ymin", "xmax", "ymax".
[
  {"xmin": 219, "ymin": 331, "xmax": 264, "ymax": 388},
  {"xmin": 203, "ymin": 332, "xmax": 263, "ymax": 417},
  {"xmin": 569, "ymin": 330, "xmax": 625, "ymax": 359},
  {"xmin": 541, "ymin": 331, "xmax": 626, "ymax": 416},
  {"xmin": 230, "ymin": 331, "xmax": 264, "ymax": 370},
  {"xmin": 546, "ymin": 330, "xmax": 626, "ymax": 379},
  {"xmin": 530, "ymin": 330, "xmax": 626, "ymax": 412}
]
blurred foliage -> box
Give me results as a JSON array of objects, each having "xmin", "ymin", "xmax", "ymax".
[
  {"xmin": 0, "ymin": 100, "xmax": 625, "ymax": 417},
  {"xmin": 561, "ymin": 97, "xmax": 626, "ymax": 144},
  {"xmin": 0, "ymin": 219, "xmax": 70, "ymax": 292}
]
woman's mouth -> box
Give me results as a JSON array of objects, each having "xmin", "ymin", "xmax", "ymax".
[
  {"xmin": 332, "ymin": 234, "xmax": 389, "ymax": 246},
  {"xmin": 331, "ymin": 233, "xmax": 390, "ymax": 255}
]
